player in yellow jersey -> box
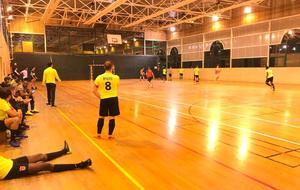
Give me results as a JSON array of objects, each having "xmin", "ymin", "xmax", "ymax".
[
  {"xmin": 0, "ymin": 88, "xmax": 22, "ymax": 147},
  {"xmin": 42, "ymin": 62, "xmax": 61, "ymax": 107},
  {"xmin": 0, "ymin": 141, "xmax": 91, "ymax": 180},
  {"xmin": 265, "ymin": 66, "xmax": 275, "ymax": 91},
  {"xmin": 93, "ymin": 61, "xmax": 120, "ymax": 139},
  {"xmin": 194, "ymin": 66, "xmax": 200, "ymax": 83},
  {"xmin": 179, "ymin": 68, "xmax": 184, "ymax": 80},
  {"xmin": 162, "ymin": 67, "xmax": 167, "ymax": 81}
]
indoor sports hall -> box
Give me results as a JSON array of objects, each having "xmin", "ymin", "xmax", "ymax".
[{"xmin": 1, "ymin": 0, "xmax": 300, "ymax": 189}]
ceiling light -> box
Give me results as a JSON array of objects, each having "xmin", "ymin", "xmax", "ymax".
[
  {"xmin": 288, "ymin": 30, "xmax": 294, "ymax": 35},
  {"xmin": 170, "ymin": 26, "xmax": 176, "ymax": 32},
  {"xmin": 212, "ymin": 15, "xmax": 219, "ymax": 22},
  {"xmin": 7, "ymin": 6, "xmax": 12, "ymax": 12},
  {"xmin": 244, "ymin": 6, "xmax": 252, "ymax": 14}
]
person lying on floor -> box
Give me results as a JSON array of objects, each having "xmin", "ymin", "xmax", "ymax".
[{"xmin": 0, "ymin": 141, "xmax": 92, "ymax": 180}]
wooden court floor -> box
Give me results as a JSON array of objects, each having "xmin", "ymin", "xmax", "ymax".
[{"xmin": 1, "ymin": 79, "xmax": 300, "ymax": 190}]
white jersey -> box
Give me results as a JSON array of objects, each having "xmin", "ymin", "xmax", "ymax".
[{"xmin": 20, "ymin": 70, "xmax": 28, "ymax": 79}]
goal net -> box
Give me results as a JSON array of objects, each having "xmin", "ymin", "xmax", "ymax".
[{"xmin": 89, "ymin": 64, "xmax": 104, "ymax": 81}]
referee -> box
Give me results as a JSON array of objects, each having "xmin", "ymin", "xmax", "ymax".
[
  {"xmin": 93, "ymin": 61, "xmax": 120, "ymax": 139},
  {"xmin": 42, "ymin": 62, "xmax": 61, "ymax": 107}
]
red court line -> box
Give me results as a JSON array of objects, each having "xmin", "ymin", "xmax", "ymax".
[{"xmin": 120, "ymin": 116, "xmax": 280, "ymax": 190}]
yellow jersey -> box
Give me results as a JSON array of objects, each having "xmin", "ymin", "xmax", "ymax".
[
  {"xmin": 162, "ymin": 69, "xmax": 167, "ymax": 75},
  {"xmin": 0, "ymin": 156, "xmax": 13, "ymax": 180},
  {"xmin": 266, "ymin": 69, "xmax": 274, "ymax": 78},
  {"xmin": 43, "ymin": 67, "xmax": 61, "ymax": 84},
  {"xmin": 0, "ymin": 98, "xmax": 11, "ymax": 120},
  {"xmin": 179, "ymin": 69, "xmax": 184, "ymax": 74},
  {"xmin": 194, "ymin": 68, "xmax": 200, "ymax": 75},
  {"xmin": 10, "ymin": 80, "xmax": 16, "ymax": 85},
  {"xmin": 95, "ymin": 72, "xmax": 119, "ymax": 99}
]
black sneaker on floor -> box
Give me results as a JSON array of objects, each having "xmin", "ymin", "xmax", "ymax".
[
  {"xmin": 77, "ymin": 159, "xmax": 92, "ymax": 169},
  {"xmin": 15, "ymin": 133, "xmax": 28, "ymax": 139},
  {"xmin": 19, "ymin": 125, "xmax": 30, "ymax": 131},
  {"xmin": 64, "ymin": 141, "xmax": 72, "ymax": 154},
  {"xmin": 9, "ymin": 140, "xmax": 20, "ymax": 147}
]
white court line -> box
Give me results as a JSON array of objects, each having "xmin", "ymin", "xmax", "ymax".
[
  {"xmin": 218, "ymin": 99, "xmax": 288, "ymax": 110},
  {"xmin": 120, "ymin": 91, "xmax": 287, "ymax": 110},
  {"xmin": 120, "ymin": 79, "xmax": 289, "ymax": 110},
  {"xmin": 120, "ymin": 92, "xmax": 300, "ymax": 129},
  {"xmin": 120, "ymin": 96, "xmax": 300, "ymax": 147}
]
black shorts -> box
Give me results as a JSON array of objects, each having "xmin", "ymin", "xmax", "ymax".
[
  {"xmin": 99, "ymin": 97, "xmax": 120, "ymax": 117},
  {"xmin": 169, "ymin": 74, "xmax": 172, "ymax": 77},
  {"xmin": 147, "ymin": 77, "xmax": 153, "ymax": 82},
  {"xmin": 195, "ymin": 75, "xmax": 199, "ymax": 81},
  {"xmin": 180, "ymin": 73, "xmax": 183, "ymax": 76},
  {"xmin": 266, "ymin": 77, "xmax": 273, "ymax": 83},
  {"xmin": 4, "ymin": 156, "xmax": 29, "ymax": 180},
  {"xmin": 0, "ymin": 120, "xmax": 7, "ymax": 131}
]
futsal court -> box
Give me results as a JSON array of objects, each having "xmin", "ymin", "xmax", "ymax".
[
  {"xmin": 1, "ymin": 79, "xmax": 300, "ymax": 189},
  {"xmin": 2, "ymin": 0, "xmax": 300, "ymax": 189}
]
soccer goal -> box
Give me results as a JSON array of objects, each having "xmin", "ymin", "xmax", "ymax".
[{"xmin": 89, "ymin": 64, "xmax": 104, "ymax": 81}]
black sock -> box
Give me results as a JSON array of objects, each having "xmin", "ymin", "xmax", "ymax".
[
  {"xmin": 53, "ymin": 159, "xmax": 91, "ymax": 172},
  {"xmin": 10, "ymin": 130, "xmax": 16, "ymax": 141},
  {"xmin": 53, "ymin": 164, "xmax": 77, "ymax": 172},
  {"xmin": 109, "ymin": 119, "xmax": 115, "ymax": 135},
  {"xmin": 76, "ymin": 159, "xmax": 92, "ymax": 168},
  {"xmin": 46, "ymin": 148, "xmax": 67, "ymax": 161},
  {"xmin": 97, "ymin": 118, "xmax": 104, "ymax": 134}
]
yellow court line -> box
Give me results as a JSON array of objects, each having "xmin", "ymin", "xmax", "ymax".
[{"xmin": 37, "ymin": 91, "xmax": 145, "ymax": 190}]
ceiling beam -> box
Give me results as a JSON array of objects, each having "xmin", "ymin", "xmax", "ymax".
[
  {"xmin": 84, "ymin": 0, "xmax": 128, "ymax": 25},
  {"xmin": 123, "ymin": 0, "xmax": 198, "ymax": 28},
  {"xmin": 40, "ymin": 0, "xmax": 62, "ymax": 23},
  {"xmin": 24, "ymin": 0, "xmax": 31, "ymax": 22},
  {"xmin": 160, "ymin": 0, "xmax": 265, "ymax": 29}
]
